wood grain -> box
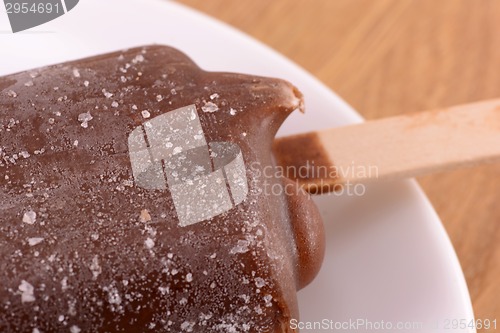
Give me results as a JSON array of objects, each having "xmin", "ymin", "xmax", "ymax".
[{"xmin": 177, "ymin": 0, "xmax": 500, "ymax": 328}]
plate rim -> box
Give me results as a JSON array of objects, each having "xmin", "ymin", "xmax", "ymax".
[{"xmin": 0, "ymin": 0, "xmax": 476, "ymax": 330}]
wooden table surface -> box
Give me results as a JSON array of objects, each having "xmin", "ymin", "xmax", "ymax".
[{"xmin": 177, "ymin": 0, "xmax": 500, "ymax": 328}]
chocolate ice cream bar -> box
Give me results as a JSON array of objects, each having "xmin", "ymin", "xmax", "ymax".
[{"xmin": 0, "ymin": 45, "xmax": 324, "ymax": 332}]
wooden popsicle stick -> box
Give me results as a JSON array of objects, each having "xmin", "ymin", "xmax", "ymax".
[{"xmin": 273, "ymin": 98, "xmax": 500, "ymax": 194}]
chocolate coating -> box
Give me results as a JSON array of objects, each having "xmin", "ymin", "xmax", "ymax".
[{"xmin": 0, "ymin": 45, "xmax": 324, "ymax": 332}]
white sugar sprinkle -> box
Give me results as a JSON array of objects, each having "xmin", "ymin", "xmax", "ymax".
[
  {"xmin": 264, "ymin": 294, "xmax": 273, "ymax": 307},
  {"xmin": 181, "ymin": 321, "xmax": 195, "ymax": 332},
  {"xmin": 107, "ymin": 287, "xmax": 121, "ymax": 305},
  {"xmin": 132, "ymin": 54, "xmax": 145, "ymax": 64},
  {"xmin": 230, "ymin": 240, "xmax": 250, "ymax": 254},
  {"xmin": 28, "ymin": 237, "xmax": 44, "ymax": 246},
  {"xmin": 156, "ymin": 95, "xmax": 163, "ymax": 102},
  {"xmin": 20, "ymin": 151, "xmax": 30, "ymax": 158},
  {"xmin": 83, "ymin": 80, "xmax": 89, "ymax": 87},
  {"xmin": 255, "ymin": 277, "xmax": 266, "ymax": 288},
  {"xmin": 90, "ymin": 255, "xmax": 102, "ymax": 279},
  {"xmin": 111, "ymin": 101, "xmax": 119, "ymax": 108},
  {"xmin": 158, "ymin": 286, "xmax": 169, "ymax": 295},
  {"xmin": 72, "ymin": 69, "xmax": 81, "ymax": 78},
  {"xmin": 229, "ymin": 108, "xmax": 237, "ymax": 116},
  {"xmin": 145, "ymin": 238, "xmax": 155, "ymax": 249},
  {"xmin": 19, "ymin": 280, "xmax": 35, "ymax": 303},
  {"xmin": 61, "ymin": 277, "xmax": 68, "ymax": 291},
  {"xmin": 201, "ymin": 101, "xmax": 219, "ymax": 113},
  {"xmin": 78, "ymin": 112, "xmax": 93, "ymax": 128},
  {"xmin": 186, "ymin": 273, "xmax": 193, "ymax": 282},
  {"xmin": 22, "ymin": 210, "xmax": 36, "ymax": 224},
  {"xmin": 78, "ymin": 112, "xmax": 93, "ymax": 122},
  {"xmin": 24, "ymin": 81, "xmax": 34, "ymax": 87},
  {"xmin": 141, "ymin": 110, "xmax": 151, "ymax": 119},
  {"xmin": 210, "ymin": 93, "xmax": 219, "ymax": 100},
  {"xmin": 7, "ymin": 90, "xmax": 17, "ymax": 98},
  {"xmin": 70, "ymin": 325, "xmax": 81, "ymax": 333},
  {"xmin": 102, "ymin": 89, "xmax": 113, "ymax": 98}
]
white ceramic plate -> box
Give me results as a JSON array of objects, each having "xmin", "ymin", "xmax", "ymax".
[{"xmin": 0, "ymin": 1, "xmax": 475, "ymax": 332}]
